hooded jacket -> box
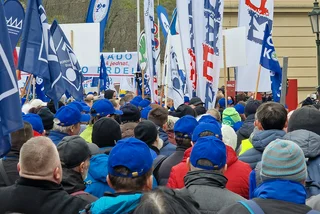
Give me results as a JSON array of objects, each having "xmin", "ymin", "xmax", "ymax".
[
  {"xmin": 183, "ymin": 171, "xmax": 245, "ymax": 214},
  {"xmin": 48, "ymin": 131, "xmax": 70, "ymax": 145},
  {"xmin": 239, "ymin": 130, "xmax": 286, "ymax": 169},
  {"xmin": 283, "ymin": 130, "xmax": 320, "ymax": 198},
  {"xmin": 167, "ymin": 146, "xmax": 251, "ymax": 199},
  {"xmin": 237, "ymin": 114, "xmax": 255, "ymax": 149},
  {"xmin": 62, "ymin": 168, "xmax": 97, "ymax": 203}
]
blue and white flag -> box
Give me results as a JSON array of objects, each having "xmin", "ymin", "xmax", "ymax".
[
  {"xmin": 86, "ymin": 0, "xmax": 113, "ymax": 51},
  {"xmin": 51, "ymin": 20, "xmax": 84, "ymax": 101},
  {"xmin": 3, "ymin": 0, "xmax": 25, "ymax": 50},
  {"xmin": 18, "ymin": 0, "xmax": 64, "ymax": 105},
  {"xmin": 170, "ymin": 8, "xmax": 178, "ymax": 36},
  {"xmin": 99, "ymin": 54, "xmax": 109, "ymax": 91},
  {"xmin": 156, "ymin": 5, "xmax": 170, "ymax": 39},
  {"xmin": 35, "ymin": 76, "xmax": 49, "ymax": 102},
  {"xmin": 0, "ymin": 1, "xmax": 23, "ymax": 157},
  {"xmin": 260, "ymin": 24, "xmax": 282, "ymax": 102}
]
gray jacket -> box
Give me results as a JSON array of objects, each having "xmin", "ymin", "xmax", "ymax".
[{"xmin": 183, "ymin": 171, "xmax": 245, "ymax": 214}]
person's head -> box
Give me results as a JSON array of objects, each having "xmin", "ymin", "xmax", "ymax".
[
  {"xmin": 222, "ymin": 107, "xmax": 241, "ymax": 127},
  {"xmin": 189, "ymin": 97, "xmax": 204, "ymax": 109},
  {"xmin": 85, "ymin": 94, "xmax": 94, "ymax": 107},
  {"xmin": 134, "ymin": 120, "xmax": 160, "ymax": 149},
  {"xmin": 174, "ymin": 116, "xmax": 199, "ymax": 148},
  {"xmin": 141, "ymin": 105, "xmax": 153, "ymax": 120},
  {"xmin": 23, "ymin": 113, "xmax": 45, "ymax": 136},
  {"xmin": 47, "ymin": 100, "xmax": 65, "ymax": 114},
  {"xmin": 169, "ymin": 104, "xmax": 197, "ymax": 118},
  {"xmin": 218, "ymin": 98, "xmax": 232, "ymax": 110},
  {"xmin": 107, "ymin": 138, "xmax": 153, "ymax": 192},
  {"xmin": 188, "ymin": 136, "xmax": 227, "ymax": 174},
  {"xmin": 110, "ymin": 99, "xmax": 120, "ymax": 110},
  {"xmin": 90, "ymin": 99, "xmax": 123, "ymax": 123},
  {"xmin": 133, "ymin": 187, "xmax": 201, "ymax": 214},
  {"xmin": 28, "ymin": 99, "xmax": 47, "ymax": 114},
  {"xmin": 138, "ymin": 99, "xmax": 151, "ymax": 110},
  {"xmin": 166, "ymin": 116, "xmax": 180, "ymax": 145},
  {"xmin": 221, "ymin": 125, "xmax": 237, "ymax": 151},
  {"xmin": 18, "ymin": 137, "xmax": 62, "ymax": 184},
  {"xmin": 198, "ymin": 114, "xmax": 219, "ymax": 124},
  {"xmin": 120, "ymin": 103, "xmax": 141, "ymax": 124},
  {"xmin": 11, "ymin": 122, "xmax": 34, "ymax": 152},
  {"xmin": 192, "ymin": 122, "xmax": 222, "ymax": 143},
  {"xmin": 244, "ymin": 99, "xmax": 261, "ymax": 117},
  {"xmin": 195, "ymin": 106, "xmax": 207, "ymax": 116},
  {"xmin": 234, "ymin": 103, "xmax": 246, "ymax": 121},
  {"xmin": 205, "ymin": 109, "xmax": 221, "ymax": 122},
  {"xmin": 104, "ymin": 89, "xmax": 116, "ymax": 99},
  {"xmin": 287, "ymin": 106, "xmax": 320, "ymax": 136},
  {"xmin": 92, "ymin": 117, "xmax": 122, "ymax": 148},
  {"xmin": 167, "ymin": 98, "xmax": 174, "ymax": 108},
  {"xmin": 123, "ymin": 93, "xmax": 134, "ymax": 103},
  {"xmin": 130, "ymin": 96, "xmax": 143, "ymax": 107},
  {"xmin": 148, "ymin": 107, "xmax": 169, "ymax": 128},
  {"xmin": 236, "ymin": 93, "xmax": 247, "ymax": 103},
  {"xmin": 37, "ymin": 107, "xmax": 54, "ymax": 133},
  {"xmin": 255, "ymin": 102, "xmax": 287, "ymax": 131},
  {"xmin": 260, "ymin": 139, "xmax": 307, "ymax": 184},
  {"xmin": 52, "ymin": 105, "xmax": 86, "ymax": 136},
  {"xmin": 57, "ymin": 136, "xmax": 92, "ymax": 180}
]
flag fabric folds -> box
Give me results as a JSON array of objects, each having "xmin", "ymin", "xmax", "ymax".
[
  {"xmin": 260, "ymin": 24, "xmax": 282, "ymax": 102},
  {"xmin": 18, "ymin": 0, "xmax": 64, "ymax": 105},
  {"xmin": 99, "ymin": 54, "xmax": 109, "ymax": 92},
  {"xmin": 51, "ymin": 20, "xmax": 84, "ymax": 101},
  {"xmin": 0, "ymin": 1, "xmax": 23, "ymax": 157},
  {"xmin": 86, "ymin": 0, "xmax": 113, "ymax": 51},
  {"xmin": 156, "ymin": 5, "xmax": 170, "ymax": 40}
]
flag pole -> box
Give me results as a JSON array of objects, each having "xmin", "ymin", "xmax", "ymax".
[
  {"xmin": 164, "ymin": 33, "xmax": 171, "ymax": 108},
  {"xmin": 70, "ymin": 30, "xmax": 74, "ymax": 49},
  {"xmin": 142, "ymin": 69, "xmax": 145, "ymax": 98},
  {"xmin": 223, "ymin": 35, "xmax": 228, "ymax": 108},
  {"xmin": 26, "ymin": 74, "xmax": 33, "ymax": 103},
  {"xmin": 32, "ymin": 77, "xmax": 36, "ymax": 100},
  {"xmin": 137, "ymin": 0, "xmax": 140, "ymax": 54},
  {"xmin": 21, "ymin": 74, "xmax": 32, "ymax": 98},
  {"xmin": 254, "ymin": 65, "xmax": 262, "ymax": 100}
]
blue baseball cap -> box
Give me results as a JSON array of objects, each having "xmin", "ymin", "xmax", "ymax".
[
  {"xmin": 91, "ymin": 99, "xmax": 123, "ymax": 117},
  {"xmin": 184, "ymin": 96, "xmax": 190, "ymax": 104},
  {"xmin": 174, "ymin": 115, "xmax": 199, "ymax": 138},
  {"xmin": 198, "ymin": 115, "xmax": 221, "ymax": 125},
  {"xmin": 139, "ymin": 99, "xmax": 151, "ymax": 109},
  {"xmin": 108, "ymin": 138, "xmax": 153, "ymax": 178},
  {"xmin": 54, "ymin": 105, "xmax": 85, "ymax": 126},
  {"xmin": 190, "ymin": 136, "xmax": 226, "ymax": 170},
  {"xmin": 234, "ymin": 104, "xmax": 245, "ymax": 115},
  {"xmin": 141, "ymin": 105, "xmax": 152, "ymax": 119},
  {"xmin": 130, "ymin": 96, "xmax": 143, "ymax": 107},
  {"xmin": 192, "ymin": 122, "xmax": 222, "ymax": 142},
  {"xmin": 68, "ymin": 102, "xmax": 91, "ymax": 122},
  {"xmin": 23, "ymin": 113, "xmax": 44, "ymax": 134},
  {"xmin": 218, "ymin": 98, "xmax": 232, "ymax": 109}
]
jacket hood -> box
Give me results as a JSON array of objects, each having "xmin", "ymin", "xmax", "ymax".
[
  {"xmin": 252, "ymin": 129, "xmax": 286, "ymax": 152},
  {"xmin": 226, "ymin": 146, "xmax": 238, "ymax": 167},
  {"xmin": 238, "ymin": 114, "xmax": 255, "ymax": 139},
  {"xmin": 184, "ymin": 170, "xmax": 228, "ymax": 188},
  {"xmin": 61, "ymin": 168, "xmax": 85, "ymax": 194},
  {"xmin": 283, "ymin": 130, "xmax": 320, "ymax": 158},
  {"xmin": 88, "ymin": 154, "xmax": 109, "ymax": 183},
  {"xmin": 90, "ymin": 193, "xmax": 142, "ymax": 214}
]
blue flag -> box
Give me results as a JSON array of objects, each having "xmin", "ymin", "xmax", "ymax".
[
  {"xmin": 156, "ymin": 5, "xmax": 170, "ymax": 39},
  {"xmin": 170, "ymin": 8, "xmax": 178, "ymax": 36},
  {"xmin": 34, "ymin": 76, "xmax": 49, "ymax": 102},
  {"xmin": 86, "ymin": 0, "xmax": 113, "ymax": 51},
  {"xmin": 99, "ymin": 54, "xmax": 109, "ymax": 91},
  {"xmin": 0, "ymin": 1, "xmax": 23, "ymax": 157},
  {"xmin": 18, "ymin": 0, "xmax": 64, "ymax": 105},
  {"xmin": 50, "ymin": 20, "xmax": 84, "ymax": 101},
  {"xmin": 260, "ymin": 24, "xmax": 282, "ymax": 102}
]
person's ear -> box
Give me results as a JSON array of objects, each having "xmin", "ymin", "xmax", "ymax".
[
  {"xmin": 106, "ymin": 175, "xmax": 114, "ymax": 189},
  {"xmin": 17, "ymin": 163, "xmax": 20, "ymax": 173},
  {"xmin": 283, "ymin": 119, "xmax": 288, "ymax": 130},
  {"xmin": 163, "ymin": 123, "xmax": 168, "ymax": 131},
  {"xmin": 79, "ymin": 162, "xmax": 85, "ymax": 174},
  {"xmin": 191, "ymin": 141, "xmax": 194, "ymax": 147},
  {"xmin": 255, "ymin": 120, "xmax": 263, "ymax": 131},
  {"xmin": 186, "ymin": 157, "xmax": 191, "ymax": 171},
  {"xmin": 221, "ymin": 164, "xmax": 228, "ymax": 174},
  {"xmin": 42, "ymin": 130, "xmax": 46, "ymax": 136},
  {"xmin": 144, "ymin": 175, "xmax": 153, "ymax": 191},
  {"xmin": 53, "ymin": 167, "xmax": 62, "ymax": 184}
]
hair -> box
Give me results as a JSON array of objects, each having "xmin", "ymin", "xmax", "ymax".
[
  {"xmin": 123, "ymin": 94, "xmax": 134, "ymax": 102},
  {"xmin": 52, "ymin": 123, "xmax": 73, "ymax": 134},
  {"xmin": 110, "ymin": 99, "xmax": 119, "ymax": 108},
  {"xmin": 236, "ymin": 93, "xmax": 247, "ymax": 103},
  {"xmin": 28, "ymin": 106, "xmax": 42, "ymax": 114},
  {"xmin": 104, "ymin": 89, "xmax": 116, "ymax": 99},
  {"xmin": 206, "ymin": 109, "xmax": 221, "ymax": 122},
  {"xmin": 133, "ymin": 187, "xmax": 200, "ymax": 214},
  {"xmin": 190, "ymin": 159, "xmax": 223, "ymax": 174},
  {"xmin": 199, "ymin": 131, "xmax": 214, "ymax": 138},
  {"xmin": 148, "ymin": 107, "xmax": 169, "ymax": 127},
  {"xmin": 108, "ymin": 166, "xmax": 152, "ymax": 192},
  {"xmin": 119, "ymin": 98, "xmax": 126, "ymax": 106},
  {"xmin": 175, "ymin": 132, "xmax": 192, "ymax": 148},
  {"xmin": 19, "ymin": 137, "xmax": 61, "ymax": 179},
  {"xmin": 11, "ymin": 122, "xmax": 34, "ymax": 152},
  {"xmin": 256, "ymin": 102, "xmax": 287, "ymax": 130},
  {"xmin": 215, "ymin": 93, "xmax": 224, "ymax": 108}
]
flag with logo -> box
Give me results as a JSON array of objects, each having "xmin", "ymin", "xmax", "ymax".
[
  {"xmin": 156, "ymin": 5, "xmax": 170, "ymax": 40},
  {"xmin": 144, "ymin": 0, "xmax": 158, "ymax": 102},
  {"xmin": 236, "ymin": 0, "xmax": 274, "ymax": 92},
  {"xmin": 86, "ymin": 0, "xmax": 113, "ymax": 51},
  {"xmin": 260, "ymin": 24, "xmax": 282, "ymax": 102},
  {"xmin": 34, "ymin": 76, "xmax": 49, "ymax": 102},
  {"xmin": 18, "ymin": 0, "xmax": 64, "ymax": 106},
  {"xmin": 51, "ymin": 20, "xmax": 84, "ymax": 101},
  {"xmin": 177, "ymin": 0, "xmax": 197, "ymax": 98},
  {"xmin": 192, "ymin": 0, "xmax": 224, "ymax": 109},
  {"xmin": 99, "ymin": 54, "xmax": 109, "ymax": 91},
  {"xmin": 0, "ymin": 1, "xmax": 23, "ymax": 157}
]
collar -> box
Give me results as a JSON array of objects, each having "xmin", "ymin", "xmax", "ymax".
[
  {"xmin": 17, "ymin": 177, "xmax": 64, "ymax": 190},
  {"xmin": 184, "ymin": 170, "xmax": 227, "ymax": 188},
  {"xmin": 61, "ymin": 168, "xmax": 86, "ymax": 194},
  {"xmin": 254, "ymin": 179, "xmax": 307, "ymax": 204}
]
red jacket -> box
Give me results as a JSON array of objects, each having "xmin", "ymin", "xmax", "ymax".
[{"xmin": 167, "ymin": 146, "xmax": 251, "ymax": 199}]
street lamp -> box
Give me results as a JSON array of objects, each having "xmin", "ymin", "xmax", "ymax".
[{"xmin": 309, "ymin": 0, "xmax": 320, "ymax": 86}]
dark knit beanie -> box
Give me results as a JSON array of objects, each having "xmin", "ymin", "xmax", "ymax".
[
  {"xmin": 92, "ymin": 118, "xmax": 122, "ymax": 148},
  {"xmin": 120, "ymin": 103, "xmax": 141, "ymax": 123},
  {"xmin": 37, "ymin": 107, "xmax": 54, "ymax": 130},
  {"xmin": 288, "ymin": 106, "xmax": 320, "ymax": 136},
  {"xmin": 244, "ymin": 99, "xmax": 261, "ymax": 117},
  {"xmin": 134, "ymin": 120, "xmax": 158, "ymax": 146}
]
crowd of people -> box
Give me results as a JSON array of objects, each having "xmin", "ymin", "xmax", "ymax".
[{"xmin": 1, "ymin": 89, "xmax": 320, "ymax": 213}]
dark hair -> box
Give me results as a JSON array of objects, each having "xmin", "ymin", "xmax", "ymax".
[
  {"xmin": 11, "ymin": 122, "xmax": 34, "ymax": 152},
  {"xmin": 104, "ymin": 89, "xmax": 116, "ymax": 99},
  {"xmin": 28, "ymin": 106, "xmax": 42, "ymax": 114},
  {"xmin": 175, "ymin": 132, "xmax": 192, "ymax": 148},
  {"xmin": 133, "ymin": 187, "xmax": 200, "ymax": 214},
  {"xmin": 108, "ymin": 166, "xmax": 152, "ymax": 192},
  {"xmin": 199, "ymin": 131, "xmax": 214, "ymax": 138},
  {"xmin": 148, "ymin": 107, "xmax": 169, "ymax": 127},
  {"xmin": 236, "ymin": 93, "xmax": 247, "ymax": 103},
  {"xmin": 256, "ymin": 102, "xmax": 287, "ymax": 130},
  {"xmin": 47, "ymin": 100, "xmax": 65, "ymax": 114}
]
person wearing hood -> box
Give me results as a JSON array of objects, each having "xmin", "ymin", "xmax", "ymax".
[
  {"xmin": 119, "ymin": 103, "xmax": 141, "ymax": 138},
  {"xmin": 58, "ymin": 136, "xmax": 98, "ymax": 203},
  {"xmin": 239, "ymin": 102, "xmax": 287, "ymax": 169},
  {"xmin": 148, "ymin": 107, "xmax": 176, "ymax": 156},
  {"xmin": 283, "ymin": 106, "xmax": 320, "ymax": 198},
  {"xmin": 182, "ymin": 136, "xmax": 244, "ymax": 213},
  {"xmin": 84, "ymin": 118, "xmax": 122, "ymax": 198},
  {"xmin": 81, "ymin": 138, "xmax": 153, "ymax": 214},
  {"xmin": 237, "ymin": 99, "xmax": 261, "ymax": 154}
]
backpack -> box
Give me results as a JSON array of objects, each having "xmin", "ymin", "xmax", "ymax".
[{"xmin": 239, "ymin": 200, "xmax": 320, "ymax": 214}]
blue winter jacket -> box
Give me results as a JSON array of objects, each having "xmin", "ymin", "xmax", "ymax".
[
  {"xmin": 48, "ymin": 131, "xmax": 69, "ymax": 146},
  {"xmin": 239, "ymin": 129, "xmax": 286, "ymax": 169},
  {"xmin": 158, "ymin": 127, "xmax": 176, "ymax": 156}
]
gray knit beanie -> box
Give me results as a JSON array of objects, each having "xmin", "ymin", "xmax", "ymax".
[{"xmin": 260, "ymin": 139, "xmax": 307, "ymax": 182}]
